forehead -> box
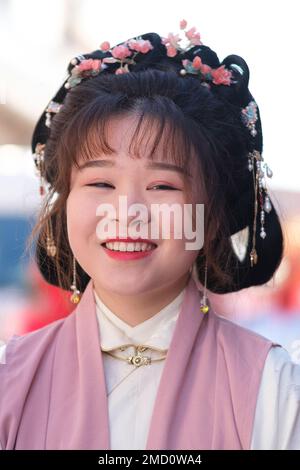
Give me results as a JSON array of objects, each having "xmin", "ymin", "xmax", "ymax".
[
  {"xmin": 76, "ymin": 113, "xmax": 171, "ymax": 162},
  {"xmin": 74, "ymin": 112, "xmax": 195, "ymax": 177}
]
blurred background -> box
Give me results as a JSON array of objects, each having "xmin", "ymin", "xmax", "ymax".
[{"xmin": 0, "ymin": 0, "xmax": 299, "ymax": 359}]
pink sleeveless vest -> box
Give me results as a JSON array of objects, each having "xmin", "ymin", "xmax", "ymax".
[{"xmin": 0, "ymin": 275, "xmax": 278, "ymax": 449}]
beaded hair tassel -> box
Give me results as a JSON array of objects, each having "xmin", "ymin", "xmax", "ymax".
[
  {"xmin": 34, "ymin": 143, "xmax": 57, "ymax": 258},
  {"xmin": 34, "ymin": 143, "xmax": 81, "ymax": 303},
  {"xmin": 241, "ymin": 101, "xmax": 273, "ymax": 267}
]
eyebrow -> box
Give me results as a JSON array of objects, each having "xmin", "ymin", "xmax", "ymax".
[{"xmin": 77, "ymin": 159, "xmax": 191, "ymax": 177}]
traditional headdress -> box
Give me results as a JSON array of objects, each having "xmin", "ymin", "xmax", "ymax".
[{"xmin": 31, "ymin": 19, "xmax": 283, "ymax": 302}]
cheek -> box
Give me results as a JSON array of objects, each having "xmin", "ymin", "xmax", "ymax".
[
  {"xmin": 66, "ymin": 190, "xmax": 98, "ymax": 245},
  {"xmin": 166, "ymin": 237, "xmax": 199, "ymax": 259},
  {"xmin": 156, "ymin": 201, "xmax": 194, "ymax": 239},
  {"xmin": 162, "ymin": 238, "xmax": 199, "ymax": 276}
]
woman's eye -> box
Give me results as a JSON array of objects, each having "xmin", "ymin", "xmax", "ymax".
[
  {"xmin": 85, "ymin": 183, "xmax": 179, "ymax": 190},
  {"xmin": 86, "ymin": 182, "xmax": 114, "ymax": 188},
  {"xmin": 149, "ymin": 185, "xmax": 178, "ymax": 190}
]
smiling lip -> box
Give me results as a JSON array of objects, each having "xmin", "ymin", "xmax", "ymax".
[{"xmin": 101, "ymin": 238, "xmax": 157, "ymax": 261}]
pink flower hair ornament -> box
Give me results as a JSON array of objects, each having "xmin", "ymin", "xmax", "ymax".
[
  {"xmin": 65, "ymin": 37, "xmax": 155, "ymax": 88},
  {"xmin": 64, "ymin": 20, "xmax": 235, "ymax": 90}
]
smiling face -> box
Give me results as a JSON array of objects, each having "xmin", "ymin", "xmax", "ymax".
[{"xmin": 67, "ymin": 113, "xmax": 201, "ymax": 297}]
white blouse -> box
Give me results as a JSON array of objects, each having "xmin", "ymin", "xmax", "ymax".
[{"xmin": 0, "ymin": 286, "xmax": 300, "ymax": 450}]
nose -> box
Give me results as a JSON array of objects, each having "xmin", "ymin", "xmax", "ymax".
[
  {"xmin": 112, "ymin": 183, "xmax": 151, "ymax": 225},
  {"xmin": 116, "ymin": 205, "xmax": 151, "ymax": 229},
  {"xmin": 119, "ymin": 183, "xmax": 146, "ymax": 208}
]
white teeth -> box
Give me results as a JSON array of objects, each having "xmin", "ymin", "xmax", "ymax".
[{"xmin": 104, "ymin": 241, "xmax": 156, "ymax": 252}]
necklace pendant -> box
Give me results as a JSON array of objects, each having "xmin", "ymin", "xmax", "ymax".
[{"xmin": 127, "ymin": 352, "xmax": 151, "ymax": 367}]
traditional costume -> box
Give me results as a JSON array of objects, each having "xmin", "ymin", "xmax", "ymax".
[{"xmin": 1, "ymin": 273, "xmax": 299, "ymax": 450}]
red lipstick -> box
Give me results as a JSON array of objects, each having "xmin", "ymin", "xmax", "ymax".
[{"xmin": 101, "ymin": 238, "xmax": 157, "ymax": 261}]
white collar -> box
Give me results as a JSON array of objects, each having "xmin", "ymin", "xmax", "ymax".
[{"xmin": 93, "ymin": 286, "xmax": 186, "ymax": 351}]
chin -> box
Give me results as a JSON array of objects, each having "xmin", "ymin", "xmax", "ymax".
[{"xmin": 94, "ymin": 275, "xmax": 157, "ymax": 296}]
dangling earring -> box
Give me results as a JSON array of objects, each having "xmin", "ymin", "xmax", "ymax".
[
  {"xmin": 199, "ymin": 260, "xmax": 209, "ymax": 314},
  {"xmin": 191, "ymin": 259, "xmax": 210, "ymax": 314},
  {"xmin": 70, "ymin": 254, "xmax": 81, "ymax": 304}
]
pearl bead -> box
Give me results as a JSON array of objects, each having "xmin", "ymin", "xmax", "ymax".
[
  {"xmin": 266, "ymin": 166, "xmax": 273, "ymax": 178},
  {"xmin": 264, "ymin": 198, "xmax": 272, "ymax": 213},
  {"xmin": 260, "ymin": 230, "xmax": 266, "ymax": 239}
]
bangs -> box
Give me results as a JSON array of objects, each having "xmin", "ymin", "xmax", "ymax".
[{"xmin": 65, "ymin": 98, "xmax": 201, "ymax": 187}]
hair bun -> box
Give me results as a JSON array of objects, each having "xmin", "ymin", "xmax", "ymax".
[{"xmin": 216, "ymin": 54, "xmax": 251, "ymax": 106}]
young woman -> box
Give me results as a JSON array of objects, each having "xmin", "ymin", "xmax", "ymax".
[{"xmin": 1, "ymin": 20, "xmax": 299, "ymax": 450}]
